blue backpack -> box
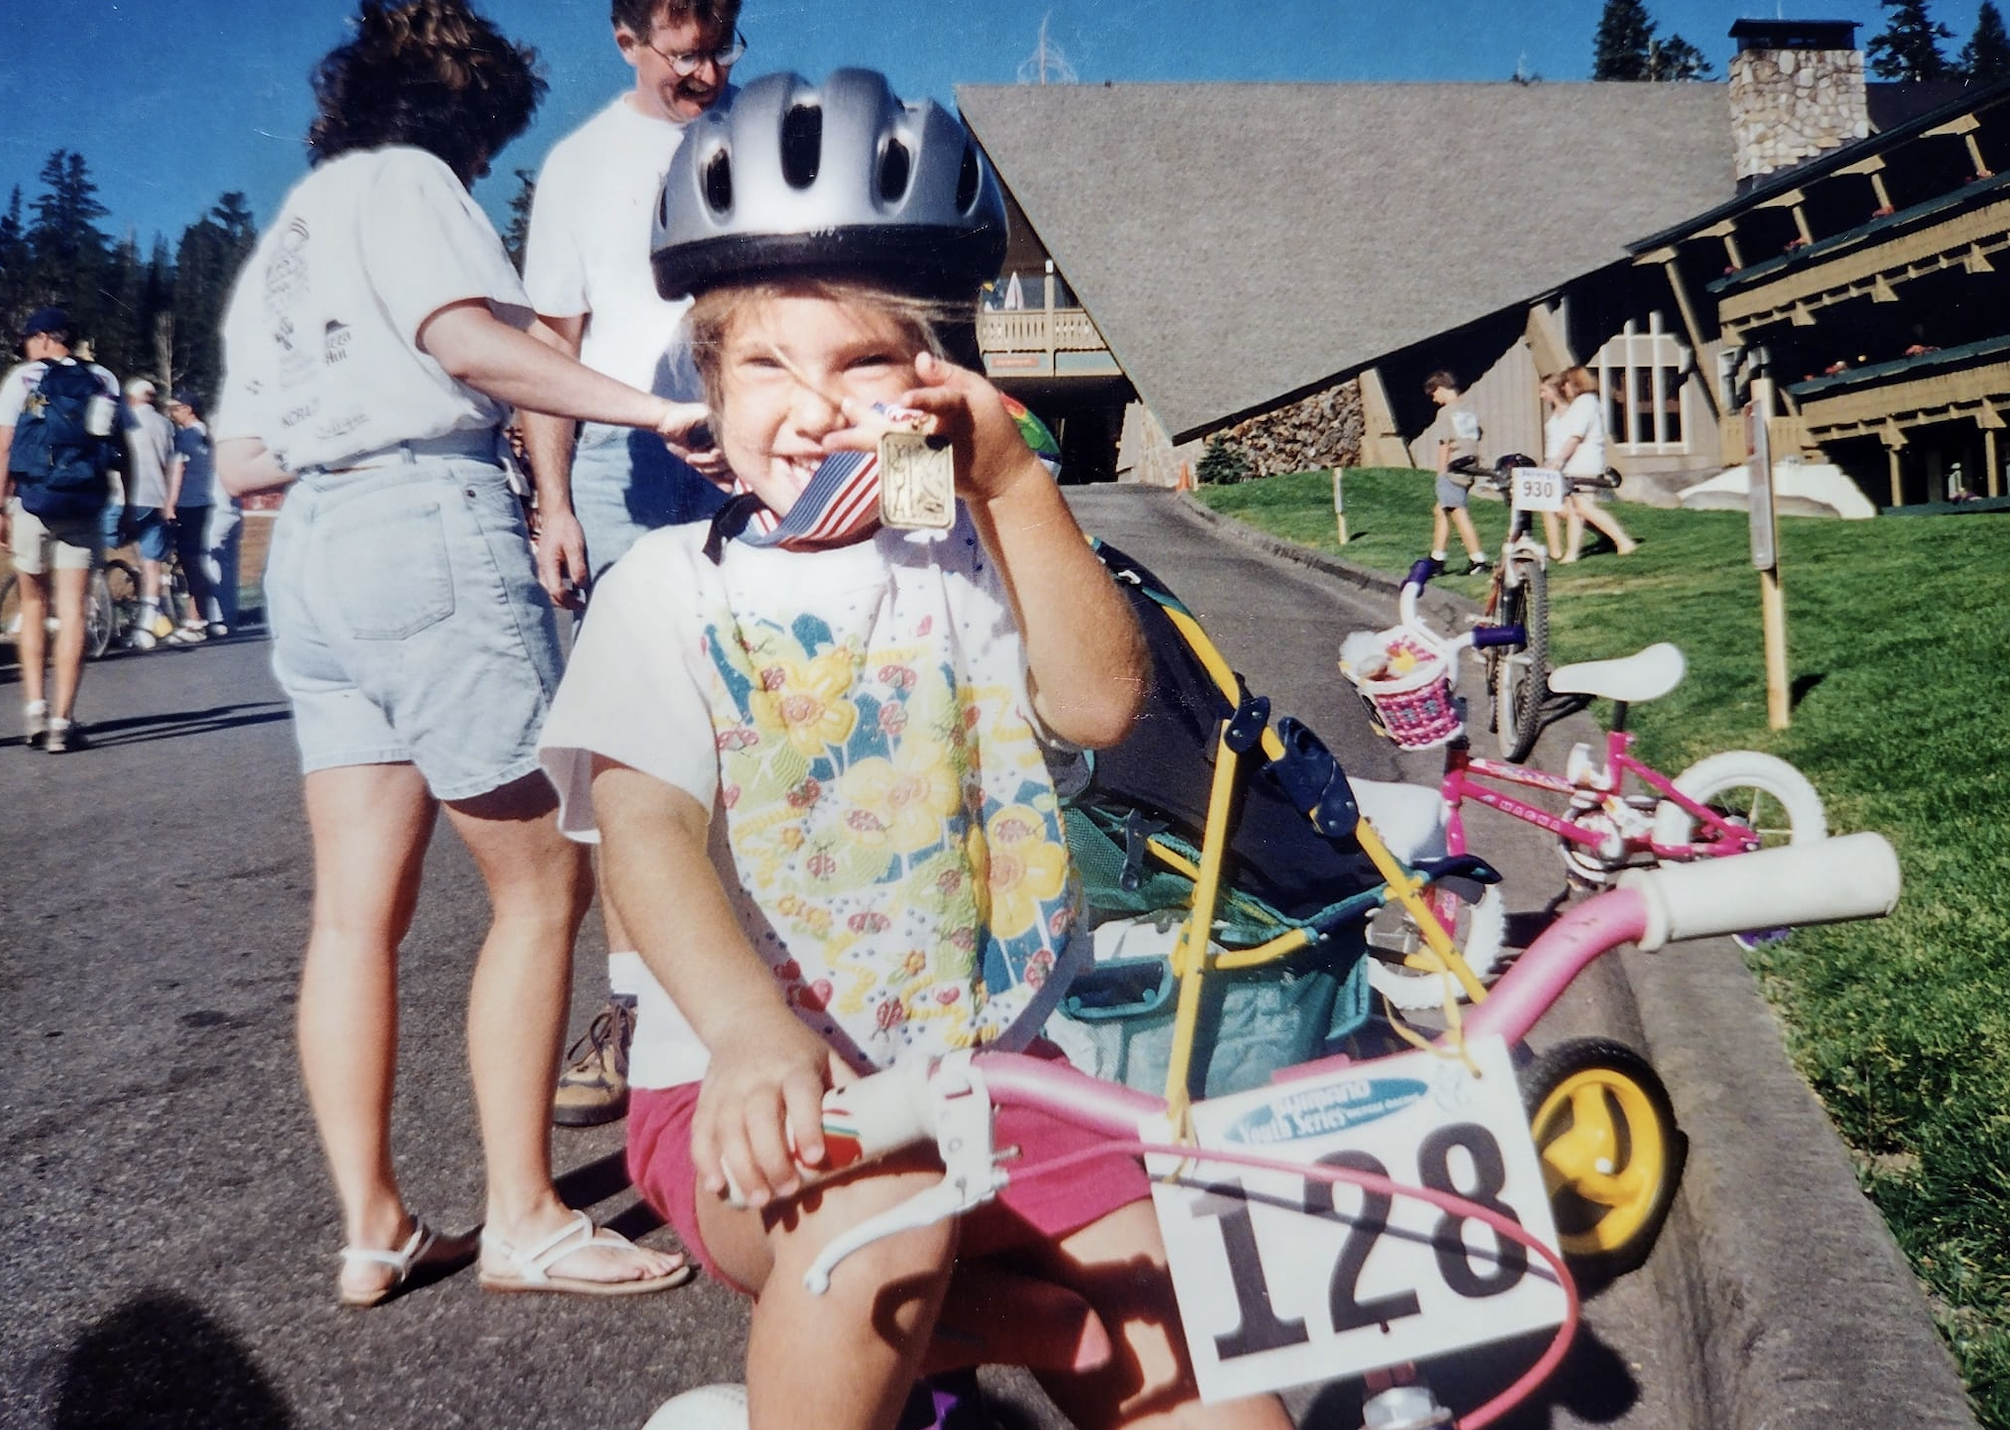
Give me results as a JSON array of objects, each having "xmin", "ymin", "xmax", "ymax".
[{"xmin": 9, "ymin": 360, "xmax": 114, "ymax": 521}]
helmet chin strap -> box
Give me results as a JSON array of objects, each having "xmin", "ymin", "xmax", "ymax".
[{"xmin": 703, "ymin": 447, "xmax": 885, "ymax": 564}]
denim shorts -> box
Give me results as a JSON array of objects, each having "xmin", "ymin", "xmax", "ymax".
[
  {"xmin": 128, "ymin": 507, "xmax": 172, "ymax": 562},
  {"xmin": 570, "ymin": 422, "xmax": 725, "ymax": 583},
  {"xmin": 265, "ymin": 456, "xmax": 562, "ymax": 801}
]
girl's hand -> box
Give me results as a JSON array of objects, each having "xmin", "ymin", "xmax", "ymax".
[
  {"xmin": 691, "ymin": 1007, "xmax": 850, "ymax": 1208},
  {"xmin": 828, "ymin": 352, "xmax": 1048, "ymax": 506}
]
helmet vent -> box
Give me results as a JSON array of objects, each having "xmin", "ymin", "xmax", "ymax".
[
  {"xmin": 877, "ymin": 139, "xmax": 912, "ymax": 204},
  {"xmin": 780, "ymin": 103, "xmax": 823, "ymax": 190},
  {"xmin": 703, "ymin": 149, "xmax": 733, "ymax": 215},
  {"xmin": 955, "ymin": 144, "xmax": 981, "ymax": 214}
]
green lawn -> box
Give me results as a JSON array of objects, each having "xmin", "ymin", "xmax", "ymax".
[{"xmin": 1197, "ymin": 467, "xmax": 2010, "ymax": 1426}]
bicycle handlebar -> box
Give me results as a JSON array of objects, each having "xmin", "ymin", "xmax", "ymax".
[{"xmin": 1617, "ymin": 830, "xmax": 1900, "ymax": 951}]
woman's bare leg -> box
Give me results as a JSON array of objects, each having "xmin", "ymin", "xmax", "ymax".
[
  {"xmin": 1577, "ymin": 496, "xmax": 1638, "ymax": 554},
  {"xmin": 448, "ymin": 773, "xmax": 683, "ymax": 1283},
  {"xmin": 299, "ymin": 762, "xmax": 437, "ymax": 1299}
]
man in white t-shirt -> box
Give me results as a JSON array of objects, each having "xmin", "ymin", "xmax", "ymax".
[
  {"xmin": 521, "ymin": 0, "xmax": 742, "ymax": 1128},
  {"xmin": 122, "ymin": 377, "xmax": 180, "ymax": 647}
]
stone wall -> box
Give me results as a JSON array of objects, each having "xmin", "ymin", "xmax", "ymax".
[
  {"xmin": 1209, "ymin": 378, "xmax": 1364, "ymax": 477},
  {"xmin": 1730, "ymin": 47, "xmax": 1870, "ymax": 182}
]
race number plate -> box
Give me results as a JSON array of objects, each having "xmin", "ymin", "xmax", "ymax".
[
  {"xmin": 879, "ymin": 430, "xmax": 956, "ymax": 530},
  {"xmin": 1148, "ymin": 1036, "xmax": 1565, "ymax": 1402},
  {"xmin": 1512, "ymin": 467, "xmax": 1567, "ymax": 513}
]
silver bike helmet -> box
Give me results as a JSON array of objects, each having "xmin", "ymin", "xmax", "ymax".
[{"xmin": 652, "ymin": 69, "xmax": 1008, "ymax": 301}]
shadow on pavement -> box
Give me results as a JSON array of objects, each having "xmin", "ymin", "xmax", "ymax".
[
  {"xmin": 556, "ymin": 1151, "xmax": 667, "ymax": 1242},
  {"xmin": 50, "ymin": 702, "xmax": 293, "ymax": 751},
  {"xmin": 52, "ymin": 1288, "xmax": 295, "ymax": 1430}
]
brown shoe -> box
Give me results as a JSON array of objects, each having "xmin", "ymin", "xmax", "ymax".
[{"xmin": 552, "ymin": 997, "xmax": 635, "ymax": 1128}]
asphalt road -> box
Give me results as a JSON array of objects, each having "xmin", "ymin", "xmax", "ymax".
[{"xmin": 0, "ymin": 486, "xmax": 1966, "ymax": 1430}]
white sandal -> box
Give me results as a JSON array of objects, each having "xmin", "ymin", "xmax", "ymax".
[
  {"xmin": 338, "ymin": 1218, "xmax": 476, "ymax": 1308},
  {"xmin": 479, "ymin": 1210, "xmax": 693, "ymax": 1297}
]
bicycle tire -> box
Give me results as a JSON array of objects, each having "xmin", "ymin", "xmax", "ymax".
[
  {"xmin": 99, "ymin": 558, "xmax": 143, "ymax": 652},
  {"xmin": 83, "ymin": 568, "xmax": 114, "ymax": 659},
  {"xmin": 1649, "ymin": 750, "xmax": 1828, "ymax": 853},
  {"xmin": 1492, "ymin": 558, "xmax": 1548, "ymax": 762},
  {"xmin": 1521, "ymin": 1037, "xmax": 1686, "ymax": 1286},
  {"xmin": 1365, "ymin": 879, "xmax": 1508, "ymax": 1011}
]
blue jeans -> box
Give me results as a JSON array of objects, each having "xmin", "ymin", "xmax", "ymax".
[{"xmin": 570, "ymin": 422, "xmax": 725, "ymax": 582}]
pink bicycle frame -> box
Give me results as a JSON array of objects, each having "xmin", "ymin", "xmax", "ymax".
[{"xmin": 1440, "ymin": 731, "xmax": 1758, "ymax": 866}]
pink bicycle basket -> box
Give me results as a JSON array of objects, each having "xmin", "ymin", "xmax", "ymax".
[{"xmin": 1352, "ymin": 639, "xmax": 1464, "ymax": 750}]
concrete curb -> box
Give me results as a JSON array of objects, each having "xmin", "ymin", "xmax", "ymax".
[{"xmin": 1175, "ymin": 494, "xmax": 1977, "ymax": 1430}]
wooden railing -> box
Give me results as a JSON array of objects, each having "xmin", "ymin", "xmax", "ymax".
[{"xmin": 976, "ymin": 306, "xmax": 1108, "ymax": 355}]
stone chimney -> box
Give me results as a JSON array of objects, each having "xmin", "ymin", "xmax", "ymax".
[{"xmin": 1728, "ymin": 19, "xmax": 1871, "ymax": 185}]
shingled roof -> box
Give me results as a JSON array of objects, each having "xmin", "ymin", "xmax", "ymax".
[{"xmin": 956, "ymin": 82, "xmax": 1736, "ymax": 441}]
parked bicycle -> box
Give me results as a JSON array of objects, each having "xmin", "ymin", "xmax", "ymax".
[
  {"xmin": 718, "ymin": 834, "xmax": 1898, "ymax": 1430},
  {"xmin": 1461, "ymin": 454, "xmax": 1623, "ymax": 762},
  {"xmin": 0, "ymin": 554, "xmax": 142, "ymax": 661},
  {"xmin": 1344, "ymin": 560, "xmax": 1828, "ymax": 1007}
]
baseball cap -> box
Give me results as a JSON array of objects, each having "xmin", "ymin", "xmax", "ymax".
[
  {"xmin": 170, "ymin": 388, "xmax": 201, "ymax": 409},
  {"xmin": 22, "ymin": 307, "xmax": 71, "ymax": 339},
  {"xmin": 125, "ymin": 377, "xmax": 157, "ymax": 400}
]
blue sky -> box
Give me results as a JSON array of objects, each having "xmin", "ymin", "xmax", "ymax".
[{"xmin": 0, "ymin": 0, "xmax": 1991, "ymax": 247}]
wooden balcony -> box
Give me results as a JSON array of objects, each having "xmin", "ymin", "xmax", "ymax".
[{"xmin": 976, "ymin": 304, "xmax": 1122, "ymax": 380}]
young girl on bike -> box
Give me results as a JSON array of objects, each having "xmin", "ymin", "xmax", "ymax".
[{"xmin": 538, "ymin": 69, "xmax": 1292, "ymax": 1430}]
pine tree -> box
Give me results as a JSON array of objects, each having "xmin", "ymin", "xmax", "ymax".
[
  {"xmin": 1593, "ymin": 0, "xmax": 1656, "ymax": 80},
  {"xmin": 1958, "ymin": 0, "xmax": 2010, "ymax": 81},
  {"xmin": 1647, "ymin": 33, "xmax": 1716, "ymax": 81},
  {"xmin": 0, "ymin": 188, "xmax": 29, "ymax": 338},
  {"xmin": 171, "ymin": 192, "xmax": 259, "ymax": 404},
  {"xmin": 1867, "ymin": 0, "xmax": 1953, "ymax": 81}
]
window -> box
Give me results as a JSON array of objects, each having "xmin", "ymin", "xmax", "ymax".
[{"xmin": 1592, "ymin": 314, "xmax": 1692, "ymax": 454}]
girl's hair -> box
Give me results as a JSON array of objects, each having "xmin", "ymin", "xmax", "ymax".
[
  {"xmin": 1559, "ymin": 366, "xmax": 1600, "ymax": 399},
  {"xmin": 686, "ymin": 277, "xmax": 957, "ymax": 419},
  {"xmin": 307, "ymin": 0, "xmax": 545, "ymax": 180},
  {"xmin": 611, "ymin": 0, "xmax": 742, "ymax": 38}
]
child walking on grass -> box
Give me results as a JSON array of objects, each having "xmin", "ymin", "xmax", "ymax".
[
  {"xmin": 537, "ymin": 68, "xmax": 1294, "ymax": 1430},
  {"xmin": 1422, "ymin": 370, "xmax": 1491, "ymax": 576}
]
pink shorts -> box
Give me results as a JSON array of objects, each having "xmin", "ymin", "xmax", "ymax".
[{"xmin": 627, "ymin": 1056, "xmax": 1153, "ymax": 1291}]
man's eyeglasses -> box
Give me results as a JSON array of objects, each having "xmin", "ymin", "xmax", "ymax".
[{"xmin": 648, "ymin": 28, "xmax": 746, "ymax": 77}]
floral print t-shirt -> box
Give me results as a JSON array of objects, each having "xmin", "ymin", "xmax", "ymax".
[{"xmin": 539, "ymin": 509, "xmax": 1085, "ymax": 1088}]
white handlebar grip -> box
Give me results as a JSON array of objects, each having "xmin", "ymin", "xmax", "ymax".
[
  {"xmin": 722, "ymin": 1057, "xmax": 939, "ymax": 1208},
  {"xmin": 1619, "ymin": 832, "xmax": 1900, "ymax": 951}
]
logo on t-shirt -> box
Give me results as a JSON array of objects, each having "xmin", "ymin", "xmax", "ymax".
[{"xmin": 324, "ymin": 320, "xmax": 352, "ymax": 366}]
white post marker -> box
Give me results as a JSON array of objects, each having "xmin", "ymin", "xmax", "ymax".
[
  {"xmin": 1748, "ymin": 378, "xmax": 1790, "ymax": 731},
  {"xmin": 1332, "ymin": 467, "xmax": 1348, "ymax": 544},
  {"xmin": 1511, "ymin": 467, "xmax": 1568, "ymax": 515},
  {"xmin": 1148, "ymin": 1035, "xmax": 1565, "ymax": 1403}
]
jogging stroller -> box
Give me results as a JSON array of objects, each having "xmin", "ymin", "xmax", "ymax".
[{"xmin": 1046, "ymin": 541, "xmax": 1500, "ymax": 1116}]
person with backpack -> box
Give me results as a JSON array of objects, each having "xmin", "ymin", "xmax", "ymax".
[{"xmin": 0, "ymin": 307, "xmax": 120, "ymax": 753}]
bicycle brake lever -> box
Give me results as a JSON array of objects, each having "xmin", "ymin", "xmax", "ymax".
[{"xmin": 802, "ymin": 1053, "xmax": 1008, "ymax": 1295}]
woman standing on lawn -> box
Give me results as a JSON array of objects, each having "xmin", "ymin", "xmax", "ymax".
[{"xmin": 213, "ymin": 0, "xmax": 702, "ymax": 1307}]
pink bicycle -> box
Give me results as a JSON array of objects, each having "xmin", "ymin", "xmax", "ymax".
[
  {"xmin": 1345, "ymin": 561, "xmax": 1828, "ymax": 1008},
  {"xmin": 714, "ymin": 836, "xmax": 1898, "ymax": 1430}
]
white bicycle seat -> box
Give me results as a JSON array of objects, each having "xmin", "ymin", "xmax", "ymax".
[{"xmin": 1548, "ymin": 643, "xmax": 1686, "ymax": 704}]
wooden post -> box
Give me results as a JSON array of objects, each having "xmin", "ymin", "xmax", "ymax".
[
  {"xmin": 1332, "ymin": 467, "xmax": 1348, "ymax": 544},
  {"xmin": 1761, "ymin": 568, "xmax": 1790, "ymax": 730},
  {"xmin": 1750, "ymin": 379, "xmax": 1789, "ymax": 731}
]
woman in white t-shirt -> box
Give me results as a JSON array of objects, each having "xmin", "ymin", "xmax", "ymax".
[
  {"xmin": 214, "ymin": 0, "xmax": 701, "ymax": 1308},
  {"xmin": 1550, "ymin": 366, "xmax": 1638, "ymax": 562}
]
